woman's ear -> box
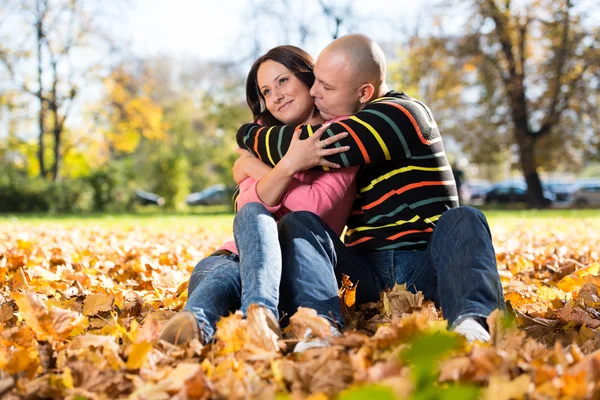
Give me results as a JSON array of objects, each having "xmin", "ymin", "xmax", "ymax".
[{"xmin": 358, "ymin": 83, "xmax": 375, "ymax": 104}]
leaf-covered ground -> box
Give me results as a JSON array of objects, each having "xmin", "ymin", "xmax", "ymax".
[{"xmin": 1, "ymin": 214, "xmax": 599, "ymax": 399}]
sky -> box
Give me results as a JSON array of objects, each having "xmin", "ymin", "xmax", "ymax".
[{"xmin": 128, "ymin": 0, "xmax": 426, "ymax": 62}]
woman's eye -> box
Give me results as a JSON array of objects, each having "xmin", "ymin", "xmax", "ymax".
[
  {"xmin": 279, "ymin": 77, "xmax": 288, "ymax": 85},
  {"xmin": 263, "ymin": 89, "xmax": 271, "ymax": 96}
]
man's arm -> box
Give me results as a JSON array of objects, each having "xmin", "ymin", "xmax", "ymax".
[{"xmin": 236, "ymin": 96, "xmax": 441, "ymax": 169}]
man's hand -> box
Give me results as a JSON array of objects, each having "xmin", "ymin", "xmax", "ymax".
[{"xmin": 279, "ymin": 124, "xmax": 350, "ymax": 174}]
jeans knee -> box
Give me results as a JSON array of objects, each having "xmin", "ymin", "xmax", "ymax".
[
  {"xmin": 278, "ymin": 211, "xmax": 322, "ymax": 233},
  {"xmin": 441, "ymin": 206, "xmax": 487, "ymax": 227},
  {"xmin": 234, "ymin": 202, "xmax": 270, "ymax": 228}
]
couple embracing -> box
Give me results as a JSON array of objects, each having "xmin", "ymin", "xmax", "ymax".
[{"xmin": 159, "ymin": 34, "xmax": 505, "ymax": 350}]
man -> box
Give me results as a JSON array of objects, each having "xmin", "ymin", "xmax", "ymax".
[{"xmin": 236, "ymin": 34, "xmax": 505, "ymax": 343}]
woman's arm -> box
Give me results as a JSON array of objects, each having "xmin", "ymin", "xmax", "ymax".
[
  {"xmin": 232, "ymin": 149, "xmax": 273, "ymax": 184},
  {"xmin": 277, "ymin": 167, "xmax": 359, "ymax": 216}
]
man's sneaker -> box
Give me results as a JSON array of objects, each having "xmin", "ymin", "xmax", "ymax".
[
  {"xmin": 453, "ymin": 317, "xmax": 490, "ymax": 343},
  {"xmin": 158, "ymin": 311, "xmax": 201, "ymax": 346},
  {"xmin": 293, "ymin": 325, "xmax": 341, "ymax": 353}
]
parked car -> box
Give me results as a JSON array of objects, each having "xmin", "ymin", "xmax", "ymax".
[
  {"xmin": 186, "ymin": 184, "xmax": 229, "ymax": 206},
  {"xmin": 543, "ymin": 181, "xmax": 578, "ymax": 203},
  {"xmin": 570, "ymin": 182, "xmax": 600, "ymax": 207},
  {"xmin": 135, "ymin": 189, "xmax": 165, "ymax": 206},
  {"xmin": 484, "ymin": 182, "xmax": 556, "ymax": 205}
]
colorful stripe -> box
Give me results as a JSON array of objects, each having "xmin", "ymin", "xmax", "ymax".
[
  {"xmin": 367, "ymin": 203, "xmax": 410, "ymax": 224},
  {"xmin": 410, "ymin": 196, "xmax": 459, "ymax": 209},
  {"xmin": 361, "ymin": 109, "xmax": 411, "ymax": 158},
  {"xmin": 277, "ymin": 126, "xmax": 285, "ymax": 160},
  {"xmin": 345, "ymin": 215, "xmax": 420, "ymax": 235},
  {"xmin": 380, "ymin": 102, "xmax": 441, "ymax": 145},
  {"xmin": 253, "ymin": 127, "xmax": 266, "ymax": 161},
  {"xmin": 345, "ymin": 236, "xmax": 375, "ymax": 247},
  {"xmin": 360, "ymin": 165, "xmax": 452, "ymax": 193},
  {"xmin": 337, "ymin": 121, "xmax": 370, "ymax": 163},
  {"xmin": 377, "ymin": 240, "xmax": 429, "ymax": 251},
  {"xmin": 243, "ymin": 125, "xmax": 259, "ymax": 150},
  {"xmin": 386, "ymin": 227, "xmax": 433, "ymax": 241},
  {"xmin": 424, "ymin": 214, "xmax": 442, "ymax": 224},
  {"xmin": 361, "ymin": 180, "xmax": 455, "ymax": 210},
  {"xmin": 265, "ymin": 126, "xmax": 275, "ymax": 165},
  {"xmin": 349, "ymin": 116, "xmax": 391, "ymax": 160},
  {"xmin": 326, "ymin": 128, "xmax": 350, "ymax": 168}
]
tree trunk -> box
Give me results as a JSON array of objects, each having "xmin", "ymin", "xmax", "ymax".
[
  {"xmin": 36, "ymin": 19, "xmax": 47, "ymax": 179},
  {"xmin": 51, "ymin": 126, "xmax": 60, "ymax": 181},
  {"xmin": 515, "ymin": 129, "xmax": 549, "ymax": 208}
]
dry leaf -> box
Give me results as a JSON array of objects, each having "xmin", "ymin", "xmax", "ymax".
[
  {"xmin": 83, "ymin": 293, "xmax": 114, "ymax": 316},
  {"xmin": 289, "ymin": 307, "xmax": 334, "ymax": 339}
]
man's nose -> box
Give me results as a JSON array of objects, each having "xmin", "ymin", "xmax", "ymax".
[{"xmin": 309, "ymin": 83, "xmax": 318, "ymax": 98}]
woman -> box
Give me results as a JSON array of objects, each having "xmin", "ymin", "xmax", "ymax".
[{"xmin": 159, "ymin": 46, "xmax": 357, "ymax": 346}]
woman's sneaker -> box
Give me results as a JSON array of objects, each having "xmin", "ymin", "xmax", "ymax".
[{"xmin": 158, "ymin": 311, "xmax": 202, "ymax": 346}]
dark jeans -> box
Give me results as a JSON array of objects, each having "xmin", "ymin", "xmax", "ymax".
[{"xmin": 276, "ymin": 206, "xmax": 505, "ymax": 328}]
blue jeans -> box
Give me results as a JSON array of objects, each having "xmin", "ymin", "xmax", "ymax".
[
  {"xmin": 184, "ymin": 202, "xmax": 282, "ymax": 341},
  {"xmin": 276, "ymin": 206, "xmax": 505, "ymax": 328}
]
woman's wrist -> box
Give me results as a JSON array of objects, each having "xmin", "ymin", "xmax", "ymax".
[{"xmin": 278, "ymin": 156, "xmax": 298, "ymax": 177}]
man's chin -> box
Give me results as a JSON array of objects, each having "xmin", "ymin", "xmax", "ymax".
[{"xmin": 319, "ymin": 110, "xmax": 334, "ymax": 121}]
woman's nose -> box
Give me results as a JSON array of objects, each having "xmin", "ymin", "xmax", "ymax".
[{"xmin": 273, "ymin": 88, "xmax": 284, "ymax": 102}]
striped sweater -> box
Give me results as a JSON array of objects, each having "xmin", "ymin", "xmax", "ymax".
[{"xmin": 236, "ymin": 91, "xmax": 458, "ymax": 252}]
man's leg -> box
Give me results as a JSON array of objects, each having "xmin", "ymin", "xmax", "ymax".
[
  {"xmin": 234, "ymin": 202, "xmax": 282, "ymax": 320},
  {"xmin": 410, "ymin": 206, "xmax": 505, "ymax": 328},
  {"xmin": 182, "ymin": 255, "xmax": 242, "ymax": 343},
  {"xmin": 277, "ymin": 211, "xmax": 386, "ymax": 328}
]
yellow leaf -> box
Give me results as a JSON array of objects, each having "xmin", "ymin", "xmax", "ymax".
[
  {"xmin": 62, "ymin": 367, "xmax": 74, "ymax": 389},
  {"xmin": 484, "ymin": 374, "xmax": 531, "ymax": 400},
  {"xmin": 12, "ymin": 291, "xmax": 82, "ymax": 341},
  {"xmin": 126, "ymin": 341, "xmax": 153, "ymax": 369},
  {"xmin": 83, "ymin": 293, "xmax": 114, "ymax": 316},
  {"xmin": 214, "ymin": 311, "xmax": 247, "ymax": 355}
]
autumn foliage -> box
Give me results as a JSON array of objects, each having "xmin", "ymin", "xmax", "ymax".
[{"xmin": 1, "ymin": 218, "xmax": 599, "ymax": 399}]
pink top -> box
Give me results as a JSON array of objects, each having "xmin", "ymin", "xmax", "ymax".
[{"xmin": 219, "ymin": 166, "xmax": 359, "ymax": 255}]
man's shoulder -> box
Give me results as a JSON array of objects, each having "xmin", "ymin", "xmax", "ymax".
[{"xmin": 368, "ymin": 91, "xmax": 436, "ymax": 126}]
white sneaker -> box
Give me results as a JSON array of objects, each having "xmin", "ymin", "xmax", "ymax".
[
  {"xmin": 453, "ymin": 317, "xmax": 490, "ymax": 343},
  {"xmin": 293, "ymin": 325, "xmax": 341, "ymax": 353}
]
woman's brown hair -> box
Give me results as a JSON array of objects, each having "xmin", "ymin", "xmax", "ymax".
[{"xmin": 246, "ymin": 45, "xmax": 316, "ymax": 127}]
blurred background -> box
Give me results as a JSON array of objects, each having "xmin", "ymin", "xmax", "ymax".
[{"xmin": 0, "ymin": 0, "xmax": 598, "ymax": 214}]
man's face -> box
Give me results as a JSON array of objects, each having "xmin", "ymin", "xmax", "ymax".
[{"xmin": 310, "ymin": 51, "xmax": 361, "ymax": 121}]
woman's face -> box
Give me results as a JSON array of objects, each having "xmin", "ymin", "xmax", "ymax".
[{"xmin": 257, "ymin": 60, "xmax": 315, "ymax": 125}]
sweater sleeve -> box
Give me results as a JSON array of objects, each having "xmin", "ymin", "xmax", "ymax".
[
  {"xmin": 236, "ymin": 95, "xmax": 440, "ymax": 169},
  {"xmin": 277, "ymin": 167, "xmax": 359, "ymax": 217},
  {"xmin": 235, "ymin": 177, "xmax": 282, "ymax": 214}
]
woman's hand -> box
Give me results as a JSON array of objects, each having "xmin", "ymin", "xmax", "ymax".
[{"xmin": 279, "ymin": 124, "xmax": 350, "ymax": 174}]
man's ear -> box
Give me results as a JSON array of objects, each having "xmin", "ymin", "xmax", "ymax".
[{"xmin": 358, "ymin": 83, "xmax": 375, "ymax": 104}]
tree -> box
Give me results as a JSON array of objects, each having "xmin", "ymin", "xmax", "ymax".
[
  {"xmin": 394, "ymin": 0, "xmax": 599, "ymax": 207},
  {"xmin": 0, "ymin": 0, "xmax": 124, "ymax": 180}
]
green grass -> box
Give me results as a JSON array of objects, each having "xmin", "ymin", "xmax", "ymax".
[
  {"xmin": 0, "ymin": 205, "xmax": 235, "ymax": 230},
  {"xmin": 0, "ymin": 207, "xmax": 597, "ymax": 230}
]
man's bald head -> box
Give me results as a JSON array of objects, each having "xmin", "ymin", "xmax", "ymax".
[
  {"xmin": 309, "ymin": 34, "xmax": 389, "ymax": 120},
  {"xmin": 320, "ymin": 34, "xmax": 386, "ymax": 88}
]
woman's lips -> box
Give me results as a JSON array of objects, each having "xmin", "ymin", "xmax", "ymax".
[{"xmin": 278, "ymin": 101, "xmax": 292, "ymax": 112}]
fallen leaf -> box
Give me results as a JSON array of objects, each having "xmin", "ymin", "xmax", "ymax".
[{"xmin": 83, "ymin": 293, "xmax": 114, "ymax": 316}]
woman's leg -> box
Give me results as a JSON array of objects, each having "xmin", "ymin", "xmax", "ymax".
[
  {"xmin": 183, "ymin": 254, "xmax": 242, "ymax": 342},
  {"xmin": 234, "ymin": 202, "xmax": 282, "ymax": 320}
]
